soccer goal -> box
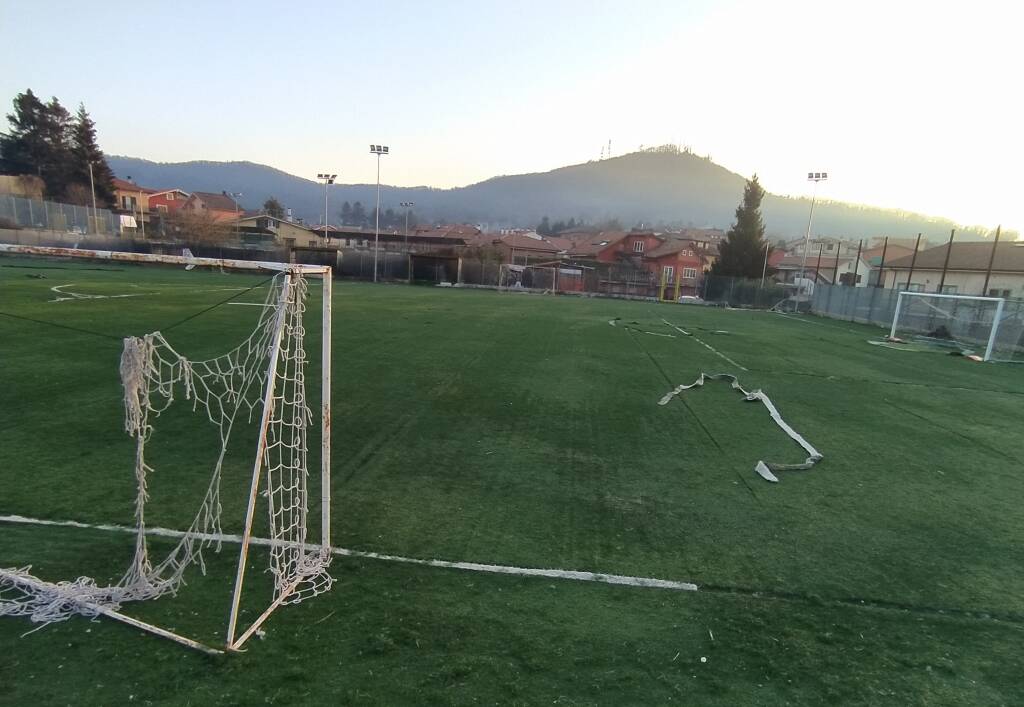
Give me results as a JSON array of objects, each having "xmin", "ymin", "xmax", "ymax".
[
  {"xmin": 888, "ymin": 291, "xmax": 1024, "ymax": 362},
  {"xmin": 0, "ymin": 244, "xmax": 334, "ymax": 653}
]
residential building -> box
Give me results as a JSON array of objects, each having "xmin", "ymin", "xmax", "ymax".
[
  {"xmin": 147, "ymin": 189, "xmax": 190, "ymax": 216},
  {"xmin": 181, "ymin": 191, "xmax": 242, "ymax": 223},
  {"xmin": 774, "ymin": 254, "xmax": 872, "ymax": 287},
  {"xmin": 881, "ymin": 241, "xmax": 1024, "ymax": 297},
  {"xmin": 234, "ymin": 214, "xmax": 318, "ymax": 248}
]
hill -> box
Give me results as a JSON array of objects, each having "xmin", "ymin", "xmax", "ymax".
[{"xmin": 107, "ymin": 151, "xmax": 990, "ymax": 240}]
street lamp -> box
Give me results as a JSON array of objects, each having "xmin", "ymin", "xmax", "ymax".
[
  {"xmin": 400, "ymin": 201, "xmax": 414, "ymax": 249},
  {"xmin": 370, "ymin": 144, "xmax": 389, "ymax": 282},
  {"xmin": 317, "ymin": 173, "xmax": 337, "ymax": 240},
  {"xmin": 796, "ymin": 171, "xmax": 828, "ymax": 308}
]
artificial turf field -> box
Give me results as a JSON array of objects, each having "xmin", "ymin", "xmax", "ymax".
[{"xmin": 1, "ymin": 257, "xmax": 1023, "ymax": 706}]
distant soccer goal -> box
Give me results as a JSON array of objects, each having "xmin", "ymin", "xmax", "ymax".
[
  {"xmin": 0, "ymin": 244, "xmax": 334, "ymax": 653},
  {"xmin": 888, "ymin": 291, "xmax": 1024, "ymax": 362}
]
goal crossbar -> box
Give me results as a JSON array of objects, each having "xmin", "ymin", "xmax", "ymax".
[
  {"xmin": 0, "ymin": 243, "xmax": 334, "ymax": 653},
  {"xmin": 0, "ymin": 243, "xmax": 330, "ymax": 275},
  {"xmin": 889, "ymin": 290, "xmax": 1006, "ymax": 361}
]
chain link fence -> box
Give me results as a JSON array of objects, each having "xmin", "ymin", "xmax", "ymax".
[
  {"xmin": 0, "ymin": 193, "xmax": 122, "ymax": 235},
  {"xmin": 701, "ymin": 275, "xmax": 790, "ymax": 309}
]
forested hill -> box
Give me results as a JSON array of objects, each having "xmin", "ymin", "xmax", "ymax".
[{"xmin": 108, "ymin": 151, "xmax": 991, "ymax": 240}]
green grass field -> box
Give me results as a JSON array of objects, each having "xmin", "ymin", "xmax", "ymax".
[{"xmin": 2, "ymin": 257, "xmax": 1023, "ymax": 705}]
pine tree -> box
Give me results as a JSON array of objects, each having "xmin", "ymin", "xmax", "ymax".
[
  {"xmin": 351, "ymin": 201, "xmax": 366, "ymax": 226},
  {"xmin": 0, "ymin": 90, "xmax": 51, "ymax": 180},
  {"xmin": 69, "ymin": 104, "xmax": 115, "ymax": 205},
  {"xmin": 340, "ymin": 201, "xmax": 352, "ymax": 225},
  {"xmin": 711, "ymin": 175, "xmax": 771, "ymax": 279},
  {"xmin": 262, "ymin": 197, "xmax": 284, "ymax": 218},
  {"xmin": 40, "ymin": 98, "xmax": 74, "ymax": 199},
  {"xmin": 537, "ymin": 216, "xmax": 551, "ymax": 236}
]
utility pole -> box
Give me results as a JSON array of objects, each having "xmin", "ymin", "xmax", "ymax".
[
  {"xmin": 88, "ymin": 162, "xmax": 98, "ymax": 234},
  {"xmin": 370, "ymin": 145, "xmax": 389, "ymax": 282},
  {"xmin": 760, "ymin": 240, "xmax": 770, "ymax": 287}
]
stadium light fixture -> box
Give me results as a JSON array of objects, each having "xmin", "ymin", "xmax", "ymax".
[
  {"xmin": 400, "ymin": 201, "xmax": 414, "ymax": 248},
  {"xmin": 796, "ymin": 171, "xmax": 828, "ymax": 309},
  {"xmin": 370, "ymin": 145, "xmax": 389, "ymax": 281},
  {"xmin": 316, "ymin": 173, "xmax": 337, "ymax": 232}
]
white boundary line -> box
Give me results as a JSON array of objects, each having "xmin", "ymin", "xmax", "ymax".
[
  {"xmin": 662, "ymin": 319, "xmax": 748, "ymax": 371},
  {"xmin": 0, "ymin": 514, "xmax": 698, "ymax": 593}
]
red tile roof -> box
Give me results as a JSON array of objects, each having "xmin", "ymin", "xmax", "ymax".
[{"xmin": 189, "ymin": 191, "xmax": 242, "ymax": 212}]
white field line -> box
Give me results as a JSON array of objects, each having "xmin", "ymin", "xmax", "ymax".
[
  {"xmin": 49, "ymin": 284, "xmax": 155, "ymax": 303},
  {"xmin": 0, "ymin": 514, "xmax": 698, "ymax": 593},
  {"xmin": 662, "ymin": 319, "xmax": 748, "ymax": 371},
  {"xmin": 49, "ymin": 284, "xmax": 248, "ymax": 303}
]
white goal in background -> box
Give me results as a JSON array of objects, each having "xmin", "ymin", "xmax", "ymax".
[
  {"xmin": 889, "ymin": 291, "xmax": 1024, "ymax": 362},
  {"xmin": 0, "ymin": 244, "xmax": 334, "ymax": 654}
]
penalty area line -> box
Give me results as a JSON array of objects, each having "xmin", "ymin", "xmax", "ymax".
[{"xmin": 0, "ymin": 514, "xmax": 699, "ymax": 593}]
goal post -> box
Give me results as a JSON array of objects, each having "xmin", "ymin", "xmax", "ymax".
[
  {"xmin": 0, "ymin": 244, "xmax": 334, "ymax": 653},
  {"xmin": 889, "ymin": 290, "xmax": 1010, "ymax": 361}
]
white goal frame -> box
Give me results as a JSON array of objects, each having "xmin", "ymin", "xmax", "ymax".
[
  {"xmin": 889, "ymin": 290, "xmax": 1005, "ymax": 362},
  {"xmin": 0, "ymin": 244, "xmax": 333, "ymax": 653}
]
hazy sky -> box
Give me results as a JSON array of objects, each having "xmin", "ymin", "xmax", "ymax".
[{"xmin": 1, "ymin": 0, "xmax": 1019, "ymax": 231}]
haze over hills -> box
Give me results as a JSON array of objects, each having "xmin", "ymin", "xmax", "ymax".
[{"xmin": 108, "ymin": 151, "xmax": 994, "ymax": 241}]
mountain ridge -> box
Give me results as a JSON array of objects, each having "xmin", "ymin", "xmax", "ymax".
[{"xmin": 107, "ymin": 151, "xmax": 993, "ymax": 241}]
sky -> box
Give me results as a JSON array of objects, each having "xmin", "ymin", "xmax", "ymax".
[{"xmin": 1, "ymin": 0, "xmax": 1020, "ymax": 232}]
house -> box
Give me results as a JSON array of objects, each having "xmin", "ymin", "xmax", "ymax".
[
  {"xmin": 234, "ymin": 214, "xmax": 318, "ymax": 248},
  {"xmin": 492, "ymin": 231, "xmax": 566, "ymax": 263},
  {"xmin": 881, "ymin": 241, "xmax": 1024, "ymax": 298},
  {"xmin": 182, "ymin": 191, "xmax": 242, "ymax": 223},
  {"xmin": 643, "ymin": 237, "xmax": 710, "ymax": 298},
  {"xmin": 147, "ymin": 189, "xmax": 190, "ymax": 216},
  {"xmin": 774, "ymin": 254, "xmax": 872, "ymax": 287},
  {"xmin": 112, "ymin": 178, "xmax": 158, "ymax": 215}
]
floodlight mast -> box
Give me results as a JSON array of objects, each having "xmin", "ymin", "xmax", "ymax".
[
  {"xmin": 400, "ymin": 201, "xmax": 414, "ymax": 249},
  {"xmin": 316, "ymin": 173, "xmax": 337, "ymax": 237},
  {"xmin": 796, "ymin": 171, "xmax": 827, "ymax": 309},
  {"xmin": 370, "ymin": 145, "xmax": 389, "ymax": 282}
]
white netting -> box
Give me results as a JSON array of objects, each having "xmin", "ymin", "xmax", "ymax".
[
  {"xmin": 1, "ymin": 271, "xmax": 331, "ymax": 627},
  {"xmin": 888, "ymin": 293, "xmax": 1024, "ymax": 361}
]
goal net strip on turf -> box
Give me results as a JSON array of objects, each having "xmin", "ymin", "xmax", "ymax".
[
  {"xmin": 0, "ymin": 245, "xmax": 334, "ymax": 653},
  {"xmin": 658, "ymin": 373, "xmax": 823, "ymax": 483}
]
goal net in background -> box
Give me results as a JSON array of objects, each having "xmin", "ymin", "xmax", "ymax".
[
  {"xmin": 888, "ymin": 291, "xmax": 1024, "ymax": 362},
  {"xmin": 0, "ymin": 245, "xmax": 334, "ymax": 654}
]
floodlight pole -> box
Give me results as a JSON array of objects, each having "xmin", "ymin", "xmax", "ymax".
[
  {"xmin": 227, "ymin": 191, "xmax": 243, "ymax": 242},
  {"xmin": 370, "ymin": 144, "xmax": 389, "ymax": 282},
  {"xmin": 401, "ymin": 201, "xmax": 414, "ymax": 250},
  {"xmin": 317, "ymin": 173, "xmax": 337, "ymax": 240},
  {"xmin": 797, "ymin": 172, "xmax": 827, "ymax": 308}
]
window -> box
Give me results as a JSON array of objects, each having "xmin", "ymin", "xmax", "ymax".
[
  {"xmin": 683, "ymin": 267, "xmax": 698, "ymax": 279},
  {"xmin": 166, "ymin": 193, "xmax": 174, "ymax": 201},
  {"xmin": 632, "ymin": 240, "xmax": 644, "ymax": 253},
  {"xmin": 940, "ymin": 285, "xmax": 958, "ymax": 294},
  {"xmin": 662, "ymin": 265, "xmax": 674, "ymax": 282},
  {"xmin": 906, "ymin": 283, "xmax": 924, "ymax": 292},
  {"xmin": 989, "ymin": 288, "xmax": 1011, "ymax": 298}
]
